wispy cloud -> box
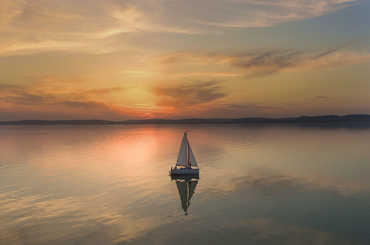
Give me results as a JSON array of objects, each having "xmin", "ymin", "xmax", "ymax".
[
  {"xmin": 0, "ymin": 0, "xmax": 360, "ymax": 55},
  {"xmin": 0, "ymin": 0, "xmax": 202, "ymax": 56},
  {"xmin": 230, "ymin": 50, "xmax": 303, "ymax": 76},
  {"xmin": 154, "ymin": 81, "xmax": 225, "ymax": 107},
  {"xmin": 195, "ymin": 0, "xmax": 358, "ymax": 28},
  {"xmin": 0, "ymin": 79, "xmax": 143, "ymax": 120},
  {"xmin": 152, "ymin": 80, "xmax": 281, "ymax": 118},
  {"xmin": 159, "ymin": 48, "xmax": 370, "ymax": 78},
  {"xmin": 1, "ymin": 79, "xmax": 276, "ymax": 120},
  {"xmin": 238, "ymin": 49, "xmax": 370, "ymax": 76}
]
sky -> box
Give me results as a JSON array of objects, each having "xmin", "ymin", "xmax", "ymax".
[{"xmin": 0, "ymin": 0, "xmax": 370, "ymax": 120}]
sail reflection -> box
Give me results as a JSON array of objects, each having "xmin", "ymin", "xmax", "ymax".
[{"xmin": 172, "ymin": 176, "xmax": 199, "ymax": 215}]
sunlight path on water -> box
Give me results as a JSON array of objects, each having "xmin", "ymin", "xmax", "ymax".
[{"xmin": 1, "ymin": 125, "xmax": 370, "ymax": 244}]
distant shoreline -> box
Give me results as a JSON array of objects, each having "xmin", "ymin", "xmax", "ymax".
[{"xmin": 1, "ymin": 114, "xmax": 370, "ymax": 126}]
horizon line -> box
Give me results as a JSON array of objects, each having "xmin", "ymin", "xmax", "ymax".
[{"xmin": 1, "ymin": 114, "xmax": 370, "ymax": 125}]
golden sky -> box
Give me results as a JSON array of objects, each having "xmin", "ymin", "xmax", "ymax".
[{"xmin": 0, "ymin": 0, "xmax": 370, "ymax": 120}]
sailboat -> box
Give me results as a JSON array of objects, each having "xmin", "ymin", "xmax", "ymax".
[
  {"xmin": 170, "ymin": 132, "xmax": 199, "ymax": 177},
  {"xmin": 175, "ymin": 177, "xmax": 198, "ymax": 215}
]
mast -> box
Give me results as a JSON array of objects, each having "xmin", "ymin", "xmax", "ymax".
[
  {"xmin": 176, "ymin": 131, "xmax": 198, "ymax": 168},
  {"xmin": 187, "ymin": 136, "xmax": 190, "ymax": 168},
  {"xmin": 185, "ymin": 132, "xmax": 190, "ymax": 168}
]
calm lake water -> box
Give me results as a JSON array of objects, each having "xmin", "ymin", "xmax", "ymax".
[{"xmin": 1, "ymin": 125, "xmax": 370, "ymax": 245}]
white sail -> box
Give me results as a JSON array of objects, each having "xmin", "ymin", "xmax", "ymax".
[
  {"xmin": 176, "ymin": 132, "xmax": 198, "ymax": 167},
  {"xmin": 176, "ymin": 133, "xmax": 188, "ymax": 167},
  {"xmin": 188, "ymin": 144, "xmax": 198, "ymax": 167}
]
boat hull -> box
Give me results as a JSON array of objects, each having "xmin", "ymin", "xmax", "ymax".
[{"xmin": 170, "ymin": 168, "xmax": 199, "ymax": 177}]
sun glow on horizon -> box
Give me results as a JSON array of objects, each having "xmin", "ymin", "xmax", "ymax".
[{"xmin": 0, "ymin": 0, "xmax": 369, "ymax": 120}]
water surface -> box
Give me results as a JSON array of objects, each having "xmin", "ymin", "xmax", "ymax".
[{"xmin": 1, "ymin": 125, "xmax": 370, "ymax": 245}]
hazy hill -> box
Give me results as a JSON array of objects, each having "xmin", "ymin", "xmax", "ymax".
[{"xmin": 1, "ymin": 115, "xmax": 370, "ymax": 126}]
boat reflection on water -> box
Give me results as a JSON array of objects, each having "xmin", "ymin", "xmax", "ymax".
[{"xmin": 171, "ymin": 175, "xmax": 199, "ymax": 215}]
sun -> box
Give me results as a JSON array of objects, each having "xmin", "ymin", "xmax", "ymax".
[{"xmin": 143, "ymin": 112, "xmax": 154, "ymax": 119}]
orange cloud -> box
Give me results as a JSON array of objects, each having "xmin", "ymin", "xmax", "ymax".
[
  {"xmin": 0, "ymin": 81, "xmax": 153, "ymax": 120},
  {"xmin": 154, "ymin": 81, "xmax": 225, "ymax": 107}
]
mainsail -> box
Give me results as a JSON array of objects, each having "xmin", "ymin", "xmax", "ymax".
[
  {"xmin": 176, "ymin": 178, "xmax": 198, "ymax": 215},
  {"xmin": 176, "ymin": 132, "xmax": 198, "ymax": 167}
]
